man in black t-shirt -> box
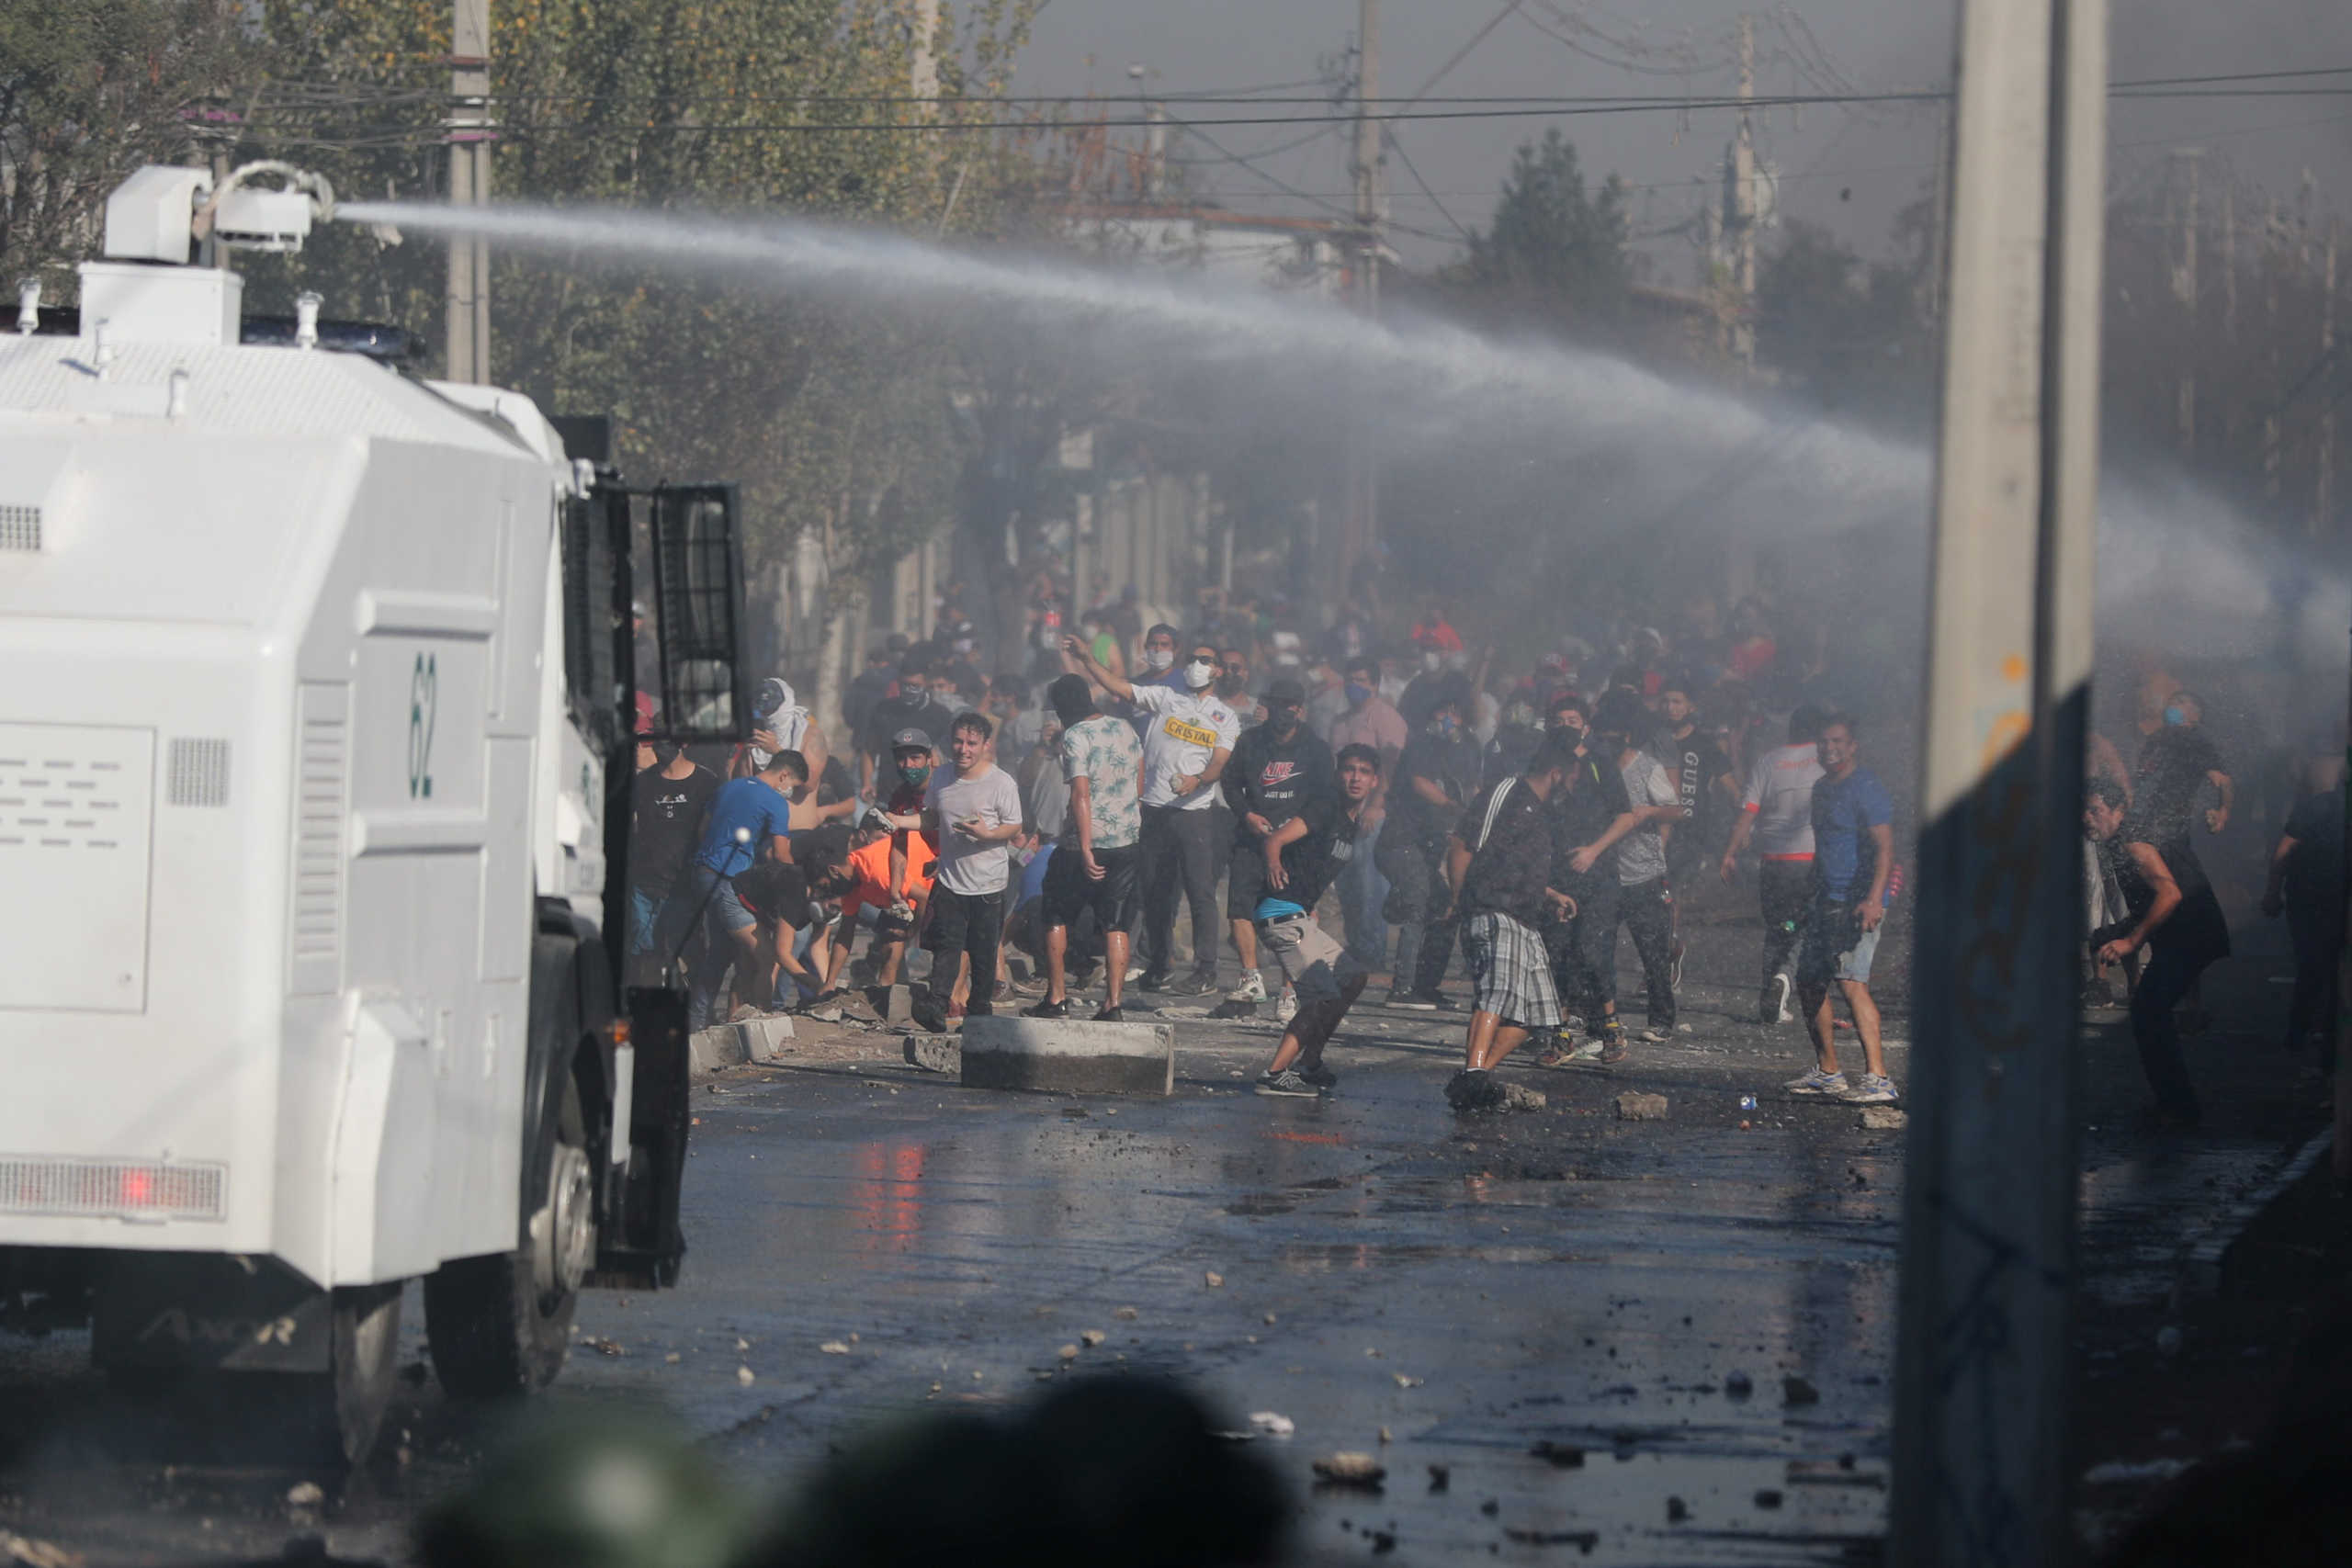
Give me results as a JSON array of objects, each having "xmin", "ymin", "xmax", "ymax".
[
  {"xmin": 1376, "ymin": 681, "xmax": 1484, "ymax": 1007},
  {"xmin": 1656, "ymin": 679, "xmax": 1736, "ymax": 969},
  {"xmin": 1224, "ymin": 678, "xmax": 1337, "ymax": 1011},
  {"xmin": 856, "ymin": 653, "xmax": 952, "ymax": 795},
  {"xmin": 1531, "ymin": 698, "xmax": 1642, "ymax": 1065},
  {"xmin": 2086, "ymin": 779, "xmax": 2231, "ymax": 1127},
  {"xmin": 1441, "ymin": 730, "xmax": 1586, "ymax": 1111},
  {"xmin": 629, "ymin": 739, "xmax": 721, "ymax": 980},
  {"xmin": 1251, "ymin": 745, "xmax": 1380, "ymax": 1098},
  {"xmin": 2263, "ymin": 765, "xmax": 2346, "ymax": 1066}
]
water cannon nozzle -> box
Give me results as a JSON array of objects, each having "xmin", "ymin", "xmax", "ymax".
[
  {"xmin": 295, "ymin": 291, "xmax": 322, "ymax": 350},
  {"xmin": 15, "ymin": 276, "xmax": 37, "ymax": 334}
]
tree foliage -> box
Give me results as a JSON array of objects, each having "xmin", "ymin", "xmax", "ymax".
[{"xmin": 1458, "ymin": 128, "xmax": 1632, "ymax": 327}]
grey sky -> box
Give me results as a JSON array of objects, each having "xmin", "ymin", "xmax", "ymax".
[{"xmin": 1009, "ymin": 1, "xmax": 2352, "ymax": 275}]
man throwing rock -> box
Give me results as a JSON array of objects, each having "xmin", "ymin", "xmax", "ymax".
[
  {"xmin": 1253, "ymin": 744, "xmax": 1382, "ymax": 1098},
  {"xmin": 1442, "ymin": 730, "xmax": 1586, "ymax": 1112}
]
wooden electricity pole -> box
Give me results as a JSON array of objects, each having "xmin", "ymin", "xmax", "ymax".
[
  {"xmin": 1730, "ymin": 12, "xmax": 1758, "ymax": 370},
  {"xmin": 446, "ymin": 0, "xmax": 492, "ymax": 384},
  {"xmin": 1340, "ymin": 0, "xmax": 1384, "ymax": 604},
  {"xmin": 1891, "ymin": 0, "xmax": 2107, "ymax": 1564},
  {"xmin": 2173, "ymin": 147, "xmax": 2200, "ymax": 457}
]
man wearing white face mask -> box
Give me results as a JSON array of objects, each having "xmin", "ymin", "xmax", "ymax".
[
  {"xmin": 1134, "ymin": 623, "xmax": 1185, "ymax": 694},
  {"xmin": 1065, "ymin": 633, "xmax": 1238, "ymax": 996}
]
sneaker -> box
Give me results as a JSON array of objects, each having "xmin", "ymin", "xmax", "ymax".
[
  {"xmin": 1638, "ymin": 1024, "xmax": 1672, "ymax": 1043},
  {"xmin": 1566, "ymin": 1039, "xmax": 1606, "ymax": 1064},
  {"xmin": 1838, "ymin": 1072, "xmax": 1900, "ymax": 1105},
  {"xmin": 1256, "ymin": 1068, "xmax": 1317, "ymax": 1099},
  {"xmin": 1669, "ymin": 941, "xmax": 1687, "ymax": 992},
  {"xmin": 1389, "ymin": 989, "xmax": 1437, "ymax": 1010},
  {"xmin": 1760, "ymin": 973, "xmax": 1792, "ymax": 1025},
  {"xmin": 1023, "ymin": 998, "xmax": 1069, "ymax": 1020},
  {"xmin": 1171, "ymin": 969, "xmax": 1219, "ymax": 998},
  {"xmin": 1299, "ymin": 1062, "xmax": 1338, "ymax": 1090},
  {"xmin": 1408, "ymin": 989, "xmax": 1459, "ymax": 1012},
  {"xmin": 1272, "ymin": 988, "xmax": 1299, "ymax": 1025},
  {"xmin": 909, "ymin": 996, "xmax": 949, "ymax": 1034},
  {"xmin": 1226, "ymin": 969, "xmax": 1268, "ymax": 1004},
  {"xmin": 1092, "ymin": 1004, "xmax": 1125, "ymax": 1022},
  {"xmin": 1597, "ymin": 1022, "xmax": 1632, "ymax": 1066},
  {"xmin": 1533, "ymin": 1039, "xmax": 1573, "ymax": 1069},
  {"xmin": 1783, "ymin": 1068, "xmax": 1850, "ymax": 1098},
  {"xmin": 1136, "ymin": 970, "xmax": 1170, "ymax": 992}
]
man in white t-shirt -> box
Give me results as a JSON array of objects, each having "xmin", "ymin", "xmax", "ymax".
[
  {"xmin": 1595, "ymin": 694, "xmax": 1684, "ymax": 1044},
  {"xmin": 1720, "ymin": 704, "xmax": 1828, "ymax": 1023},
  {"xmin": 1064, "ymin": 632, "xmax": 1238, "ymax": 995},
  {"xmin": 910, "ymin": 709, "xmax": 1024, "ymax": 1035}
]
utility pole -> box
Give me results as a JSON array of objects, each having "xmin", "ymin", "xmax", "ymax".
[
  {"xmin": 1729, "ymin": 12, "xmax": 1758, "ymax": 371},
  {"xmin": 1340, "ymin": 0, "xmax": 1384, "ymax": 605},
  {"xmin": 2320, "ymin": 219, "xmax": 2338, "ymax": 539},
  {"xmin": 1891, "ymin": 4, "xmax": 2107, "ymax": 1568},
  {"xmin": 2267, "ymin": 198, "xmax": 2285, "ymax": 501},
  {"xmin": 2171, "ymin": 147, "xmax": 2201, "ymax": 457},
  {"xmin": 446, "ymin": 0, "xmax": 492, "ymax": 384}
]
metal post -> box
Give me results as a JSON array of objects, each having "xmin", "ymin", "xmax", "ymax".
[
  {"xmin": 1890, "ymin": 0, "xmax": 2107, "ymax": 1565},
  {"xmin": 447, "ymin": 0, "xmax": 492, "ymax": 384}
]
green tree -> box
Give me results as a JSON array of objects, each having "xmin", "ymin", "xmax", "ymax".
[
  {"xmin": 0, "ymin": 0, "xmax": 262, "ymax": 293},
  {"xmin": 1459, "ymin": 128, "xmax": 1631, "ymax": 327},
  {"xmin": 1755, "ymin": 216, "xmax": 1931, "ymax": 419}
]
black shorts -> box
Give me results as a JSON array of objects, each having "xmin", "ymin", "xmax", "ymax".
[
  {"xmin": 1227, "ymin": 841, "xmax": 1271, "ymax": 920},
  {"xmin": 1043, "ymin": 841, "xmax": 1140, "ymax": 934}
]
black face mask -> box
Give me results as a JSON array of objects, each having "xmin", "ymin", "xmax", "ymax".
[{"xmin": 652, "ymin": 740, "xmax": 682, "ymax": 765}]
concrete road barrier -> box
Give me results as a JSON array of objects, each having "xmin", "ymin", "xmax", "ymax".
[
  {"xmin": 959, "ymin": 1014, "xmax": 1174, "ymax": 1096},
  {"xmin": 904, "ymin": 1032, "xmax": 959, "ymax": 1074},
  {"xmin": 688, "ymin": 1014, "xmax": 796, "ymax": 1078}
]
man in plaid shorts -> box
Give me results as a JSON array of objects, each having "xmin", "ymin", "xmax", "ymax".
[{"xmin": 1442, "ymin": 729, "xmax": 1586, "ymax": 1111}]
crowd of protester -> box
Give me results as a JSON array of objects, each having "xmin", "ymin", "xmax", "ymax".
[{"xmin": 623, "ymin": 574, "xmax": 2343, "ymax": 1122}]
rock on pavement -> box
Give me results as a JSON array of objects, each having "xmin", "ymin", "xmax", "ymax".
[{"xmin": 1613, "ymin": 1091, "xmax": 1669, "ymax": 1121}]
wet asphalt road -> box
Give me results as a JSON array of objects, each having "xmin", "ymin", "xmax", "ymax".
[{"xmin": 0, "ymin": 891, "xmax": 2326, "ymax": 1564}]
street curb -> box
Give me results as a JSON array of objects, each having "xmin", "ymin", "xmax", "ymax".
[
  {"xmin": 2177, "ymin": 1129, "xmax": 2335, "ymax": 1300},
  {"xmin": 687, "ymin": 1015, "xmax": 796, "ymax": 1079}
]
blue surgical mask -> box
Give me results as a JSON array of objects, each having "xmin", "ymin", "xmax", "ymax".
[
  {"xmin": 1345, "ymin": 681, "xmax": 1373, "ymax": 705},
  {"xmin": 1433, "ymin": 714, "xmax": 1458, "ymax": 737},
  {"xmin": 2163, "ymin": 705, "xmax": 2186, "ymax": 727}
]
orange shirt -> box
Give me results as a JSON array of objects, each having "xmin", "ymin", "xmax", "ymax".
[{"xmin": 841, "ymin": 833, "xmax": 934, "ymax": 923}]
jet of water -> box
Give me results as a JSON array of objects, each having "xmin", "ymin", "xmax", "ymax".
[{"xmin": 337, "ymin": 198, "xmax": 2336, "ymax": 675}]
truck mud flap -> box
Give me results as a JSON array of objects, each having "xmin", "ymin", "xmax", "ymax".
[
  {"xmin": 92, "ymin": 1255, "xmax": 333, "ymax": 1374},
  {"xmin": 591, "ymin": 985, "xmax": 691, "ymax": 1289}
]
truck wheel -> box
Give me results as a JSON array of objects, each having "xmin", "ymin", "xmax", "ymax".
[{"xmin": 424, "ymin": 1065, "xmax": 590, "ymax": 1396}]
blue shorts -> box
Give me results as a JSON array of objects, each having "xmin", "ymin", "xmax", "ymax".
[{"xmin": 1797, "ymin": 895, "xmax": 1880, "ymax": 985}]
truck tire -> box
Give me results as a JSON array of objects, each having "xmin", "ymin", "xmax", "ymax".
[{"xmin": 424, "ymin": 970, "xmax": 593, "ymax": 1397}]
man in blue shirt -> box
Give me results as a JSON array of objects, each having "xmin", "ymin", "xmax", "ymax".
[
  {"xmin": 1785, "ymin": 714, "xmax": 1899, "ymax": 1105},
  {"xmin": 670, "ymin": 750, "xmax": 806, "ymax": 1029}
]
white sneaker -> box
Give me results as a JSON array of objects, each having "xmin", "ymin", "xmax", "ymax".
[
  {"xmin": 1761, "ymin": 973, "xmax": 1793, "ymax": 1025},
  {"xmin": 1783, "ymin": 1068, "xmax": 1849, "ymax": 1098},
  {"xmin": 1226, "ymin": 969, "xmax": 1268, "ymax": 1004},
  {"xmin": 1566, "ymin": 1039, "xmax": 1606, "ymax": 1063},
  {"xmin": 1638, "ymin": 1025, "xmax": 1671, "ymax": 1043},
  {"xmin": 1272, "ymin": 987, "xmax": 1298, "ymax": 1024},
  {"xmin": 1838, "ymin": 1073, "xmax": 1900, "ymax": 1105}
]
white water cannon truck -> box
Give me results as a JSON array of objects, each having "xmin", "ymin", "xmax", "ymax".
[{"xmin": 0, "ymin": 165, "xmax": 749, "ymax": 1461}]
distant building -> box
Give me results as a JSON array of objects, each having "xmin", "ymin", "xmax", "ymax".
[{"xmin": 1055, "ymin": 203, "xmax": 1357, "ymax": 299}]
